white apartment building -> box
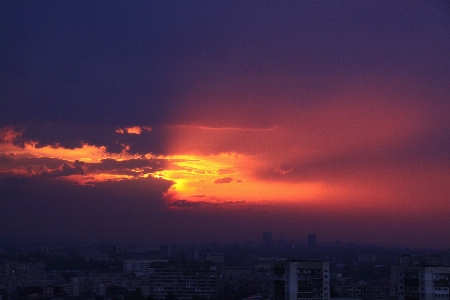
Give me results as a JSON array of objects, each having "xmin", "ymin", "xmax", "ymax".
[{"xmin": 392, "ymin": 265, "xmax": 450, "ymax": 300}]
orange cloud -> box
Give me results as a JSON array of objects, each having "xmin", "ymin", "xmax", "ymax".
[
  {"xmin": 214, "ymin": 177, "xmax": 233, "ymax": 184},
  {"xmin": 116, "ymin": 126, "xmax": 152, "ymax": 134},
  {"xmin": 1, "ymin": 74, "xmax": 448, "ymax": 217},
  {"xmin": 0, "ymin": 127, "xmax": 168, "ymax": 186}
]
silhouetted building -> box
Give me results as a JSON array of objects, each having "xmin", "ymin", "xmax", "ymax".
[
  {"xmin": 396, "ymin": 254, "xmax": 419, "ymax": 266},
  {"xmin": 193, "ymin": 244, "xmax": 200, "ymax": 260},
  {"xmin": 206, "ymin": 253, "xmax": 224, "ymax": 263},
  {"xmin": 0, "ymin": 261, "xmax": 45, "ymax": 281},
  {"xmin": 123, "ymin": 259, "xmax": 158, "ymax": 276},
  {"xmin": 358, "ymin": 254, "xmax": 377, "ymax": 264},
  {"xmin": 263, "ymin": 232, "xmax": 273, "ymax": 249},
  {"xmin": 270, "ymin": 260, "xmax": 330, "ymax": 300},
  {"xmin": 148, "ymin": 261, "xmax": 219, "ymax": 300},
  {"xmin": 361, "ymin": 280, "xmax": 392, "ymax": 300},
  {"xmin": 425, "ymin": 255, "xmax": 447, "ymax": 267},
  {"xmin": 308, "ymin": 234, "xmax": 317, "ymax": 248}
]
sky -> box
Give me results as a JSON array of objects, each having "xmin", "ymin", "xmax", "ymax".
[{"xmin": 1, "ymin": 1, "xmax": 449, "ymax": 248}]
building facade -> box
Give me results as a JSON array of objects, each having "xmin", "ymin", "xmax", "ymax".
[
  {"xmin": 392, "ymin": 265, "xmax": 450, "ymax": 300},
  {"xmin": 270, "ymin": 260, "xmax": 330, "ymax": 300},
  {"xmin": 147, "ymin": 261, "xmax": 219, "ymax": 300}
]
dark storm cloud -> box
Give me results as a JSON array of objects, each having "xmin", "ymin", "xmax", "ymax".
[
  {"xmin": 0, "ymin": 165, "xmax": 448, "ymax": 248},
  {"xmin": 0, "ymin": 154, "xmax": 167, "ymax": 178},
  {"xmin": 90, "ymin": 158, "xmax": 168, "ymax": 173},
  {"xmin": 0, "ymin": 2, "xmax": 182, "ymax": 127},
  {"xmin": 0, "ymin": 155, "xmax": 87, "ymax": 178},
  {"xmin": 0, "ymin": 176, "xmax": 30, "ymax": 199},
  {"xmin": 12, "ymin": 123, "xmax": 170, "ymax": 155},
  {"xmin": 0, "ymin": 1, "xmax": 449, "ymax": 248},
  {"xmin": 170, "ymin": 199, "xmax": 246, "ymax": 209},
  {"xmin": 2, "ymin": 1, "xmax": 449, "ymax": 130},
  {"xmin": 85, "ymin": 157, "xmax": 169, "ymax": 177},
  {"xmin": 0, "ymin": 155, "xmax": 67, "ymax": 171},
  {"xmin": 0, "ymin": 175, "xmax": 174, "ymax": 242},
  {"xmin": 39, "ymin": 160, "xmax": 85, "ymax": 178}
]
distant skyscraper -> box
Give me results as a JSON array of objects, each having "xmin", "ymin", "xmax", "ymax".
[
  {"xmin": 193, "ymin": 244, "xmax": 200, "ymax": 260},
  {"xmin": 308, "ymin": 234, "xmax": 317, "ymax": 248},
  {"xmin": 262, "ymin": 231, "xmax": 273, "ymax": 249}
]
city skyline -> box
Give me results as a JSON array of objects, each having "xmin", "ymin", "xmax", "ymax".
[{"xmin": 1, "ymin": 1, "xmax": 449, "ymax": 248}]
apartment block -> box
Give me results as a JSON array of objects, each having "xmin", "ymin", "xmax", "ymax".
[
  {"xmin": 270, "ymin": 260, "xmax": 330, "ymax": 300},
  {"xmin": 0, "ymin": 261, "xmax": 45, "ymax": 281},
  {"xmin": 147, "ymin": 261, "xmax": 219, "ymax": 300},
  {"xmin": 392, "ymin": 265, "xmax": 450, "ymax": 300}
]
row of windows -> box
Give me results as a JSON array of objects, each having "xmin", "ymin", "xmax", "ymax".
[
  {"xmin": 400, "ymin": 273, "xmax": 450, "ymax": 280},
  {"xmin": 400, "ymin": 286, "xmax": 450, "ymax": 291},
  {"xmin": 400, "ymin": 294, "xmax": 450, "ymax": 298},
  {"xmin": 399, "ymin": 286, "xmax": 418, "ymax": 291}
]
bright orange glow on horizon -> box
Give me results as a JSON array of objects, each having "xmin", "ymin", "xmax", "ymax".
[
  {"xmin": 1, "ymin": 102, "xmax": 447, "ymax": 210},
  {"xmin": 156, "ymin": 154, "xmax": 344, "ymax": 203}
]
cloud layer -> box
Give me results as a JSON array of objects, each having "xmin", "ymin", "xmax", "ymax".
[{"xmin": 1, "ymin": 1, "xmax": 449, "ymax": 248}]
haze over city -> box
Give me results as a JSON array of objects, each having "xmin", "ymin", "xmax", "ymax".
[{"xmin": 1, "ymin": 1, "xmax": 449, "ymax": 248}]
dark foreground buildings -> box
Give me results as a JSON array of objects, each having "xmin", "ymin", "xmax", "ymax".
[{"xmin": 270, "ymin": 260, "xmax": 330, "ymax": 300}]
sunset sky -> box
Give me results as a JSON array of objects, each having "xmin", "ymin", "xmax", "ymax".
[{"xmin": 1, "ymin": 1, "xmax": 449, "ymax": 248}]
